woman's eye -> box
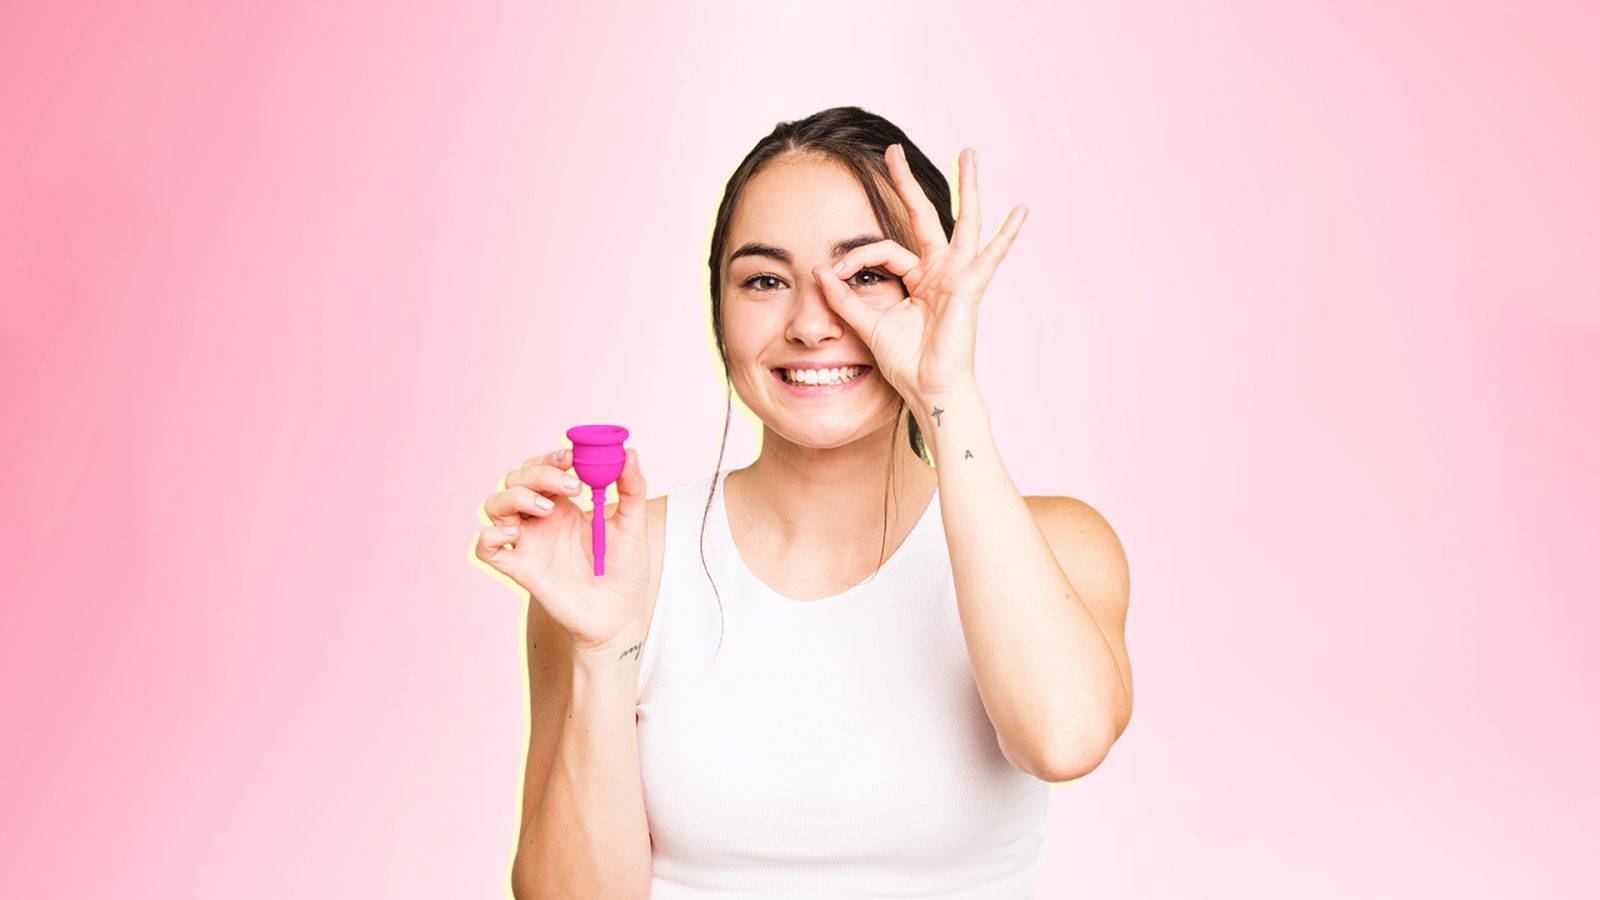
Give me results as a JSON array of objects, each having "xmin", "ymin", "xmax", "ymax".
[
  {"xmin": 740, "ymin": 274, "xmax": 783, "ymax": 292},
  {"xmin": 738, "ymin": 269, "xmax": 890, "ymax": 293}
]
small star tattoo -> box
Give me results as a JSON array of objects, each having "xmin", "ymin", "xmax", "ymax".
[{"xmin": 964, "ymin": 449, "xmax": 974, "ymax": 459}]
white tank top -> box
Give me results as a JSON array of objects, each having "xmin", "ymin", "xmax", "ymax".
[{"xmin": 635, "ymin": 470, "xmax": 1051, "ymax": 899}]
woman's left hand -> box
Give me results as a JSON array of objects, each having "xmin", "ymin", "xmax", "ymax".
[{"xmin": 812, "ymin": 144, "xmax": 1028, "ymax": 405}]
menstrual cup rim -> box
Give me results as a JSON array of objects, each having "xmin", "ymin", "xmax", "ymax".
[{"xmin": 566, "ymin": 424, "xmax": 629, "ymax": 446}]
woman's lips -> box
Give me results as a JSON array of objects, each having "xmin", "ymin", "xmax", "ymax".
[{"xmin": 769, "ymin": 366, "xmax": 872, "ymax": 397}]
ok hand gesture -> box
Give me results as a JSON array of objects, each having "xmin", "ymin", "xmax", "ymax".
[{"xmin": 811, "ymin": 145, "xmax": 1028, "ymax": 405}]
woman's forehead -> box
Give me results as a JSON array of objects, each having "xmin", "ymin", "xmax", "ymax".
[{"xmin": 730, "ymin": 163, "xmax": 879, "ymax": 256}]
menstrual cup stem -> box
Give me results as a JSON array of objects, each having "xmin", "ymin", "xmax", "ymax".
[{"xmin": 591, "ymin": 486, "xmax": 606, "ymax": 575}]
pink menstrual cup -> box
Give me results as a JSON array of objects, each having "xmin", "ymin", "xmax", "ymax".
[{"xmin": 565, "ymin": 424, "xmax": 629, "ymax": 576}]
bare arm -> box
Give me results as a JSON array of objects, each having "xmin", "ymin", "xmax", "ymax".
[
  {"xmin": 911, "ymin": 387, "xmax": 1132, "ymax": 781},
  {"xmin": 511, "ymin": 626, "xmax": 652, "ymax": 900}
]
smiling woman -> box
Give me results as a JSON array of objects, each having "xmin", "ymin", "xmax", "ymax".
[
  {"xmin": 702, "ymin": 116, "xmax": 947, "ymax": 641},
  {"xmin": 499, "ymin": 105, "xmax": 1130, "ymax": 900},
  {"xmin": 637, "ymin": 106, "xmax": 1058, "ymax": 899}
]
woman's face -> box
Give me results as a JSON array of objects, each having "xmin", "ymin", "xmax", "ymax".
[{"xmin": 721, "ymin": 155, "xmax": 909, "ymax": 448}]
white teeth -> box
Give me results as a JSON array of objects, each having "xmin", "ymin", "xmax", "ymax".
[{"xmin": 781, "ymin": 366, "xmax": 862, "ymax": 386}]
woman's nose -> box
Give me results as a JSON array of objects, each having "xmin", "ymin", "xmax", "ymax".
[{"xmin": 785, "ymin": 282, "xmax": 846, "ymax": 339}]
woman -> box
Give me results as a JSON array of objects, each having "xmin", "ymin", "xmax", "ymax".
[{"xmin": 475, "ymin": 106, "xmax": 1134, "ymax": 899}]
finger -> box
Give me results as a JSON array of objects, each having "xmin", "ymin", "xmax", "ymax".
[
  {"xmin": 812, "ymin": 262, "xmax": 884, "ymax": 345},
  {"xmin": 610, "ymin": 447, "xmax": 647, "ymax": 528},
  {"xmin": 514, "ymin": 446, "xmax": 570, "ymax": 478},
  {"xmin": 972, "ymin": 204, "xmax": 1030, "ymax": 286},
  {"xmin": 949, "ymin": 148, "xmax": 980, "ymax": 257},
  {"xmin": 884, "ymin": 143, "xmax": 948, "ymax": 257},
  {"xmin": 484, "ymin": 485, "xmax": 557, "ymax": 524},
  {"xmin": 505, "ymin": 456, "xmax": 584, "ymax": 501},
  {"xmin": 832, "ymin": 239, "xmax": 920, "ymax": 286},
  {"xmin": 473, "ymin": 521, "xmax": 520, "ymax": 564}
]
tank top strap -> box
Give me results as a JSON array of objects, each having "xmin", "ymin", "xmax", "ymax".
[{"xmin": 637, "ymin": 473, "xmax": 733, "ymax": 702}]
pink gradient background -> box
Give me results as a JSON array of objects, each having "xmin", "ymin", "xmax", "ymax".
[{"xmin": 3, "ymin": 1, "xmax": 1596, "ymax": 897}]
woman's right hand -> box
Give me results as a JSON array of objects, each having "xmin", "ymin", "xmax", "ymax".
[{"xmin": 473, "ymin": 445, "xmax": 651, "ymax": 657}]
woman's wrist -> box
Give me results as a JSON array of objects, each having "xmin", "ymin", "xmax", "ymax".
[{"xmin": 572, "ymin": 625, "xmax": 647, "ymax": 671}]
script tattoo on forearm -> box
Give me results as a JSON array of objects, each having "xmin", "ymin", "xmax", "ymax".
[{"xmin": 618, "ymin": 639, "xmax": 643, "ymax": 661}]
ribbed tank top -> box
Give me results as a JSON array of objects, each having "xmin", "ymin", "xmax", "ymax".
[{"xmin": 635, "ymin": 471, "xmax": 1051, "ymax": 899}]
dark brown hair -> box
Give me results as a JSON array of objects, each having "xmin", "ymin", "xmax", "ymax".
[{"xmin": 698, "ymin": 106, "xmax": 955, "ymax": 660}]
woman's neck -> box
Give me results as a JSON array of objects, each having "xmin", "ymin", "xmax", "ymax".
[{"xmin": 726, "ymin": 426, "xmax": 937, "ymax": 569}]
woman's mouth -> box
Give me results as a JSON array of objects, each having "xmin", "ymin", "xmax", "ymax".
[{"xmin": 769, "ymin": 365, "xmax": 872, "ymax": 397}]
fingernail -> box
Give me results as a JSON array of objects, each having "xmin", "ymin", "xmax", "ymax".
[
  {"xmin": 536, "ymin": 496, "xmax": 554, "ymax": 510},
  {"xmin": 500, "ymin": 525, "xmax": 518, "ymax": 535},
  {"xmin": 562, "ymin": 474, "xmax": 579, "ymax": 490},
  {"xmin": 833, "ymin": 260, "xmax": 846, "ymax": 274}
]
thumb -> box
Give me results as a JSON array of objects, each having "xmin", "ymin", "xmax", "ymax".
[
  {"xmin": 612, "ymin": 447, "xmax": 646, "ymax": 527},
  {"xmin": 812, "ymin": 263, "xmax": 877, "ymax": 340}
]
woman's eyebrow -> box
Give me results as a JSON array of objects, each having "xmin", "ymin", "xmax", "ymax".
[{"xmin": 728, "ymin": 233, "xmax": 883, "ymax": 266}]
